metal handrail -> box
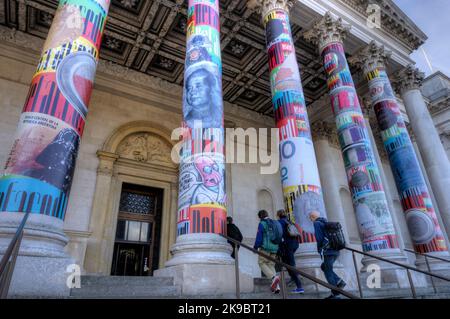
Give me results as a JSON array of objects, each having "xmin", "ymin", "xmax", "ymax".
[
  {"xmin": 344, "ymin": 246, "xmax": 450, "ymax": 299},
  {"xmin": 221, "ymin": 234, "xmax": 359, "ymax": 299},
  {"xmin": 344, "ymin": 246, "xmax": 450, "ymax": 281},
  {"xmin": 0, "ymin": 212, "xmax": 30, "ymax": 299},
  {"xmin": 404, "ymin": 248, "xmax": 450, "ymax": 263}
]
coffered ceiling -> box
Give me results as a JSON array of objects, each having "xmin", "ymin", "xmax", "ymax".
[{"xmin": 1, "ymin": 0, "xmax": 421, "ymax": 118}]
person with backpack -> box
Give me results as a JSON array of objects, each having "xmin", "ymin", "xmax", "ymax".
[
  {"xmin": 253, "ymin": 210, "xmax": 283, "ymax": 293},
  {"xmin": 227, "ymin": 216, "xmax": 243, "ymax": 259},
  {"xmin": 276, "ymin": 209, "xmax": 305, "ymax": 294},
  {"xmin": 310, "ymin": 211, "xmax": 347, "ymax": 299}
]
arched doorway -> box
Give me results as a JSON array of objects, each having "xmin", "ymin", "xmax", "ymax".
[{"xmin": 84, "ymin": 121, "xmax": 178, "ymax": 275}]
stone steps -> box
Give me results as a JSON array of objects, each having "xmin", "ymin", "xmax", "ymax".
[
  {"xmin": 70, "ymin": 276, "xmax": 181, "ymax": 298},
  {"xmin": 69, "ymin": 275, "xmax": 450, "ymax": 299}
]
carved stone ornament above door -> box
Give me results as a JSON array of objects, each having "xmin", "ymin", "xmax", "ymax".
[{"xmin": 116, "ymin": 132, "xmax": 173, "ymax": 166}]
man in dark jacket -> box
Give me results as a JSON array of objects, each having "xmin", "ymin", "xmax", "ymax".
[
  {"xmin": 310, "ymin": 211, "xmax": 346, "ymax": 299},
  {"xmin": 227, "ymin": 216, "xmax": 243, "ymax": 259},
  {"xmin": 276, "ymin": 209, "xmax": 304, "ymax": 294}
]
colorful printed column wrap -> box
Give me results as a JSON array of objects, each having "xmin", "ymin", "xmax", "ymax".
[
  {"xmin": 321, "ymin": 42, "xmax": 399, "ymax": 252},
  {"xmin": 264, "ymin": 8, "xmax": 327, "ymax": 243},
  {"xmin": 176, "ymin": 0, "xmax": 227, "ymax": 237},
  {"xmin": 366, "ymin": 67, "xmax": 448, "ymax": 253},
  {"xmin": 0, "ymin": 0, "xmax": 110, "ymax": 220}
]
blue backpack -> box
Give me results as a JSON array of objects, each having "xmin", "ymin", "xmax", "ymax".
[{"xmin": 262, "ymin": 219, "xmax": 283, "ymax": 247}]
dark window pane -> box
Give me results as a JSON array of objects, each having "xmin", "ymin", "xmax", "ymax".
[{"xmin": 115, "ymin": 220, "xmax": 126, "ymax": 240}]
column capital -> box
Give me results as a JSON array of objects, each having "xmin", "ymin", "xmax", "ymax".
[
  {"xmin": 349, "ymin": 41, "xmax": 391, "ymax": 74},
  {"xmin": 303, "ymin": 12, "xmax": 350, "ymax": 52},
  {"xmin": 248, "ymin": 0, "xmax": 294, "ymax": 17},
  {"xmin": 392, "ymin": 64, "xmax": 425, "ymax": 95}
]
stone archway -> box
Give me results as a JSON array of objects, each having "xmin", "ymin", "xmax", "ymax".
[{"xmin": 84, "ymin": 121, "xmax": 179, "ymax": 275}]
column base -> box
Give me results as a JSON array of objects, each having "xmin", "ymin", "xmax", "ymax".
[
  {"xmin": 0, "ymin": 212, "xmax": 74, "ymax": 298},
  {"xmin": 154, "ymin": 233, "xmax": 253, "ymax": 296}
]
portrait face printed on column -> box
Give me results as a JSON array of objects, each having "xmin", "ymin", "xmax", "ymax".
[{"xmin": 183, "ymin": 62, "xmax": 223, "ymax": 129}]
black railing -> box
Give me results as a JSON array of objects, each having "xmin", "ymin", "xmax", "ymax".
[
  {"xmin": 404, "ymin": 248, "xmax": 450, "ymax": 263},
  {"xmin": 404, "ymin": 247, "xmax": 450, "ymax": 294},
  {"xmin": 220, "ymin": 234, "xmax": 359, "ymax": 299},
  {"xmin": 344, "ymin": 246, "xmax": 450, "ymax": 299},
  {"xmin": 0, "ymin": 212, "xmax": 30, "ymax": 299}
]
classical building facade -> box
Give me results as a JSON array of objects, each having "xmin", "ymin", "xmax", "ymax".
[{"xmin": 0, "ymin": 0, "xmax": 449, "ymax": 297}]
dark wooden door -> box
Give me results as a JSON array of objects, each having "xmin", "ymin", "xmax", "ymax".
[{"xmin": 111, "ymin": 183, "xmax": 163, "ymax": 276}]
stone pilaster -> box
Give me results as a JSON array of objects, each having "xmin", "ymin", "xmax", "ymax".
[
  {"xmin": 0, "ymin": 0, "xmax": 111, "ymax": 297},
  {"xmin": 393, "ymin": 65, "xmax": 450, "ymax": 257}
]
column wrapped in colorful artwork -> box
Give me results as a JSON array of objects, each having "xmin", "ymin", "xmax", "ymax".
[
  {"xmin": 176, "ymin": 0, "xmax": 227, "ymax": 237},
  {"xmin": 259, "ymin": 3, "xmax": 327, "ymax": 243},
  {"xmin": 305, "ymin": 14, "xmax": 399, "ymax": 252},
  {"xmin": 359, "ymin": 43, "xmax": 447, "ymax": 253},
  {"xmin": 0, "ymin": 0, "xmax": 110, "ymax": 220}
]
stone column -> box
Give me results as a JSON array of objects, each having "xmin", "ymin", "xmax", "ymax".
[
  {"xmin": 351, "ymin": 43, "xmax": 450, "ymax": 273},
  {"xmin": 360, "ymin": 101, "xmax": 407, "ymax": 253},
  {"xmin": 249, "ymin": 0, "xmax": 327, "ymax": 276},
  {"xmin": 154, "ymin": 0, "xmax": 252, "ymax": 295},
  {"xmin": 304, "ymin": 14, "xmax": 408, "ymax": 287},
  {"xmin": 312, "ymin": 121, "xmax": 358, "ymax": 291},
  {"xmin": 311, "ymin": 121, "xmax": 348, "ymax": 241},
  {"xmin": 393, "ymin": 65, "xmax": 450, "ymax": 248},
  {"xmin": 0, "ymin": 0, "xmax": 111, "ymax": 297}
]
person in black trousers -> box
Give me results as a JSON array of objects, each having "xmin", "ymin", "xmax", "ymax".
[{"xmin": 276, "ymin": 209, "xmax": 304, "ymax": 294}]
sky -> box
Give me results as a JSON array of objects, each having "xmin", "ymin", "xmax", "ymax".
[{"xmin": 393, "ymin": 0, "xmax": 450, "ymax": 77}]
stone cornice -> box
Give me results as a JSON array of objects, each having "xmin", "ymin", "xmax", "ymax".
[
  {"xmin": 338, "ymin": 0, "xmax": 427, "ymax": 51},
  {"xmin": 349, "ymin": 40, "xmax": 391, "ymax": 74},
  {"xmin": 303, "ymin": 12, "xmax": 351, "ymax": 52},
  {"xmin": 248, "ymin": 0, "xmax": 294, "ymax": 18},
  {"xmin": 428, "ymin": 97, "xmax": 450, "ymax": 115},
  {"xmin": 392, "ymin": 64, "xmax": 425, "ymax": 95}
]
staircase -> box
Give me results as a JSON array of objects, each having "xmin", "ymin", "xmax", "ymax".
[
  {"xmin": 70, "ymin": 276, "xmax": 181, "ymax": 299},
  {"xmin": 70, "ymin": 275, "xmax": 450, "ymax": 299}
]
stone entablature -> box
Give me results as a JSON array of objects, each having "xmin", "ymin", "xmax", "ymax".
[{"xmin": 339, "ymin": 0, "xmax": 427, "ymax": 50}]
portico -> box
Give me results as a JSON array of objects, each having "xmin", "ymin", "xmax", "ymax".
[{"xmin": 0, "ymin": 0, "xmax": 449, "ymax": 297}]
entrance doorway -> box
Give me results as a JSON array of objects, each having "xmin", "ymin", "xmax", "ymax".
[{"xmin": 111, "ymin": 183, "xmax": 163, "ymax": 276}]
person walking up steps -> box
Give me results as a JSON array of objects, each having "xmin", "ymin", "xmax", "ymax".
[
  {"xmin": 276, "ymin": 209, "xmax": 304, "ymax": 294},
  {"xmin": 253, "ymin": 210, "xmax": 283, "ymax": 293},
  {"xmin": 310, "ymin": 211, "xmax": 347, "ymax": 299}
]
